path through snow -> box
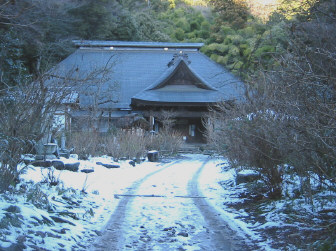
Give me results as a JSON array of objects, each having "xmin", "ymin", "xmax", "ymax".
[{"xmin": 90, "ymin": 154, "xmax": 251, "ymax": 251}]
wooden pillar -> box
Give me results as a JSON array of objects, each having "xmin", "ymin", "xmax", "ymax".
[{"xmin": 149, "ymin": 115, "xmax": 154, "ymax": 132}]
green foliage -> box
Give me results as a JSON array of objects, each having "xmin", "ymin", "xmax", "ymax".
[
  {"xmin": 111, "ymin": 10, "xmax": 139, "ymax": 41},
  {"xmin": 209, "ymin": 0, "xmax": 250, "ymax": 29},
  {"xmin": 174, "ymin": 28, "xmax": 186, "ymax": 41},
  {"xmin": 134, "ymin": 12, "xmax": 170, "ymax": 41},
  {"xmin": 0, "ymin": 29, "xmax": 30, "ymax": 88},
  {"xmin": 156, "ymin": 4, "xmax": 212, "ymax": 42},
  {"xmin": 277, "ymin": 0, "xmax": 318, "ymax": 20},
  {"xmin": 68, "ymin": 0, "xmax": 172, "ymax": 42},
  {"xmin": 201, "ymin": 17, "xmax": 289, "ymax": 78},
  {"xmin": 0, "ymin": 0, "xmax": 77, "ymax": 79},
  {"xmin": 69, "ymin": 2, "xmax": 112, "ymax": 40},
  {"xmin": 182, "ymin": 0, "xmax": 208, "ymax": 5},
  {"xmin": 0, "ymin": 0, "xmax": 295, "ymax": 84},
  {"xmin": 148, "ymin": 0, "xmax": 171, "ymax": 11}
]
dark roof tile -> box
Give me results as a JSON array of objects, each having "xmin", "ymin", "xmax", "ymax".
[{"xmin": 51, "ymin": 41, "xmax": 245, "ymax": 109}]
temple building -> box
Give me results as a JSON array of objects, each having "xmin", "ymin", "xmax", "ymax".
[{"xmin": 51, "ymin": 40, "xmax": 245, "ymax": 143}]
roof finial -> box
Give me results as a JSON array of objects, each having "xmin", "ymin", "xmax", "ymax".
[{"xmin": 167, "ymin": 53, "xmax": 191, "ymax": 67}]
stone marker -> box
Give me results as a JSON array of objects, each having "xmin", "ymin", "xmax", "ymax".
[{"xmin": 147, "ymin": 150, "xmax": 159, "ymax": 162}]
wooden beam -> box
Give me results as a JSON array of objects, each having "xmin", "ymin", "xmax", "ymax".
[{"xmin": 141, "ymin": 110, "xmax": 208, "ymax": 118}]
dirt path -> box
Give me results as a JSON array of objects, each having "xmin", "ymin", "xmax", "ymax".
[{"xmin": 90, "ymin": 155, "xmax": 250, "ymax": 251}]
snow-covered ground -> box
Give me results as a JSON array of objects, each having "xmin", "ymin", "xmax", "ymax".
[
  {"xmin": 0, "ymin": 154, "xmax": 335, "ymax": 250},
  {"xmin": 0, "ymin": 155, "xmax": 170, "ymax": 250},
  {"xmin": 199, "ymin": 159, "xmax": 336, "ymax": 250}
]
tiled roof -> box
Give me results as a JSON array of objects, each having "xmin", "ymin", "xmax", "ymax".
[
  {"xmin": 143, "ymin": 58, "xmax": 217, "ymax": 91},
  {"xmin": 51, "ymin": 41, "xmax": 245, "ymax": 109}
]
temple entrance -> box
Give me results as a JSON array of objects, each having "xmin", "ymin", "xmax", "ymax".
[
  {"xmin": 173, "ymin": 117, "xmax": 206, "ymax": 143},
  {"xmin": 136, "ymin": 107, "xmax": 209, "ymax": 144}
]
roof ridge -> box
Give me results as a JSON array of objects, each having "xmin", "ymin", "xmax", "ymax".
[{"xmin": 73, "ymin": 40, "xmax": 204, "ymax": 50}]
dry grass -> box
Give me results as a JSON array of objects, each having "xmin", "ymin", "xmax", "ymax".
[
  {"xmin": 147, "ymin": 130, "xmax": 183, "ymax": 155},
  {"xmin": 68, "ymin": 129, "xmax": 183, "ymax": 160}
]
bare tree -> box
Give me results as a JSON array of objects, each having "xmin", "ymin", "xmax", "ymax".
[
  {"xmin": 207, "ymin": 100, "xmax": 285, "ymax": 199},
  {"xmin": 207, "ymin": 0, "xmax": 336, "ymax": 200},
  {"xmin": 78, "ymin": 56, "xmax": 119, "ymax": 132},
  {"xmin": 149, "ymin": 109, "xmax": 183, "ymax": 154},
  {"xmin": 0, "ymin": 57, "xmax": 118, "ymax": 191},
  {"xmin": 0, "ymin": 73, "xmax": 73, "ymax": 191},
  {"xmin": 156, "ymin": 109, "xmax": 177, "ymax": 132},
  {"xmin": 208, "ymin": 47, "xmax": 336, "ymax": 198}
]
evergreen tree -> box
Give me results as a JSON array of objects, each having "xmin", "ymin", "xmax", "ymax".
[{"xmin": 209, "ymin": 0, "xmax": 250, "ymax": 29}]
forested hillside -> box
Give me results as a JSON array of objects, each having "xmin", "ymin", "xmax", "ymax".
[{"xmin": 0, "ymin": 0, "xmax": 309, "ymax": 84}]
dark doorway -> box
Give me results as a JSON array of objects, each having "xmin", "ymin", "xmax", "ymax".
[{"xmin": 174, "ymin": 117, "xmax": 206, "ymax": 143}]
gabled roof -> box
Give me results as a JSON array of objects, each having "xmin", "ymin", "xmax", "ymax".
[
  {"xmin": 145, "ymin": 56, "xmax": 217, "ymax": 91},
  {"xmin": 132, "ymin": 56, "xmax": 221, "ymax": 105},
  {"xmin": 51, "ymin": 41, "xmax": 245, "ymax": 109}
]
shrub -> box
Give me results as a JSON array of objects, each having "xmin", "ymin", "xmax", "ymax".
[
  {"xmin": 69, "ymin": 130, "xmax": 148, "ymax": 160},
  {"xmin": 0, "ymin": 67, "xmax": 81, "ymax": 192},
  {"xmin": 69, "ymin": 127, "xmax": 183, "ymax": 159},
  {"xmin": 42, "ymin": 167, "xmax": 62, "ymax": 186},
  {"xmin": 207, "ymin": 104, "xmax": 285, "ymax": 199},
  {"xmin": 147, "ymin": 109, "xmax": 183, "ymax": 155},
  {"xmin": 68, "ymin": 131, "xmax": 101, "ymax": 159},
  {"xmin": 105, "ymin": 131, "xmax": 147, "ymax": 160},
  {"xmin": 147, "ymin": 130, "xmax": 183, "ymax": 155},
  {"xmin": 26, "ymin": 184, "xmax": 50, "ymax": 210},
  {"xmin": 207, "ymin": 1, "xmax": 336, "ymax": 201},
  {"xmin": 0, "ymin": 164, "xmax": 17, "ymax": 192}
]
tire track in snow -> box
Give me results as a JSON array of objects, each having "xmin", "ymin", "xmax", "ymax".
[
  {"xmin": 119, "ymin": 155, "xmax": 215, "ymax": 251},
  {"xmin": 189, "ymin": 159, "xmax": 254, "ymax": 251},
  {"xmin": 90, "ymin": 159, "xmax": 183, "ymax": 251},
  {"xmin": 91, "ymin": 155, "xmax": 253, "ymax": 250}
]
